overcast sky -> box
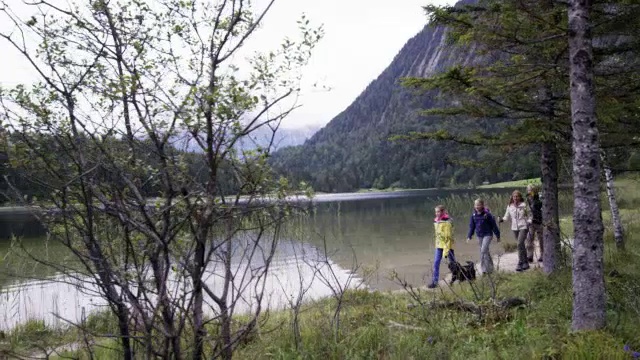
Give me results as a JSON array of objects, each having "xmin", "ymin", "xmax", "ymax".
[
  {"xmin": 254, "ymin": 0, "xmax": 457, "ymax": 129},
  {"xmin": 1, "ymin": 0, "xmax": 457, "ymax": 130}
]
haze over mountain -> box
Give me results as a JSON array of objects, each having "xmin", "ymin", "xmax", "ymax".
[{"xmin": 174, "ymin": 125, "xmax": 320, "ymax": 154}]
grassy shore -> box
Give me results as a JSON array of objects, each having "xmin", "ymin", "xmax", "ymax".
[
  {"xmin": 232, "ymin": 177, "xmax": 640, "ymax": 359},
  {"xmin": 356, "ymin": 187, "xmax": 427, "ymax": 193},
  {"xmin": 236, "ymin": 176, "xmax": 640, "ymax": 359},
  {"xmin": 356, "ymin": 177, "xmax": 542, "ymax": 193},
  {"xmin": 477, "ymin": 177, "xmax": 541, "ymax": 189},
  {"xmin": 2, "ymin": 177, "xmax": 639, "ymax": 359}
]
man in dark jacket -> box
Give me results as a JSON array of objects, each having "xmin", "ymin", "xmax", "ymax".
[
  {"xmin": 526, "ymin": 184, "xmax": 543, "ymax": 262},
  {"xmin": 467, "ymin": 199, "xmax": 501, "ymax": 274}
]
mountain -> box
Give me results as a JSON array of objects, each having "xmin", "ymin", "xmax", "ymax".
[
  {"xmin": 238, "ymin": 125, "xmax": 320, "ymax": 152},
  {"xmin": 269, "ymin": 13, "xmax": 539, "ymax": 192},
  {"xmin": 174, "ymin": 125, "xmax": 320, "ymax": 153}
]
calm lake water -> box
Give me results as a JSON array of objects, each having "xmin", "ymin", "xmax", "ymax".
[{"xmin": 0, "ymin": 188, "xmax": 545, "ymax": 330}]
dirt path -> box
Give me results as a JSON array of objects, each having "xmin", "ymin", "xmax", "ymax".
[
  {"xmin": 380, "ymin": 242, "xmax": 546, "ymax": 295},
  {"xmin": 429, "ymin": 241, "xmax": 545, "ymax": 290}
]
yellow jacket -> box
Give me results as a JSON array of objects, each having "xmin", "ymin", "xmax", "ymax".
[{"xmin": 434, "ymin": 217, "xmax": 454, "ymax": 257}]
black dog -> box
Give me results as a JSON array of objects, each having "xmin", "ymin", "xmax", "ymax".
[{"xmin": 448, "ymin": 261, "xmax": 477, "ymax": 284}]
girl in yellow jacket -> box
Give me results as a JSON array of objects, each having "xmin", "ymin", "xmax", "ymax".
[{"xmin": 428, "ymin": 205, "xmax": 456, "ymax": 289}]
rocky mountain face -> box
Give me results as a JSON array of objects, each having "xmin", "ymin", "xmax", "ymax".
[{"xmin": 270, "ymin": 12, "xmax": 538, "ymax": 192}]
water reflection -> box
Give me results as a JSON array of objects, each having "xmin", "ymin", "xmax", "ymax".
[
  {"xmin": 0, "ymin": 239, "xmax": 360, "ymax": 331},
  {"xmin": 0, "ymin": 276, "xmax": 107, "ymax": 331},
  {"xmin": 306, "ymin": 192, "xmax": 516, "ymax": 289},
  {"xmin": 0, "ymin": 209, "xmax": 46, "ymax": 240},
  {"xmin": 1, "ymin": 188, "xmax": 564, "ymax": 330}
]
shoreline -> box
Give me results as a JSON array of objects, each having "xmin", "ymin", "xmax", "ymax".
[
  {"xmin": 0, "ymin": 188, "xmax": 557, "ymax": 213},
  {"xmin": 0, "ymin": 205, "xmax": 45, "ymax": 214},
  {"xmin": 409, "ymin": 243, "xmax": 544, "ymax": 292},
  {"xmin": 0, "ymin": 178, "xmax": 574, "ymax": 212}
]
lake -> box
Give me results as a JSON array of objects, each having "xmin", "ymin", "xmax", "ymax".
[{"xmin": 0, "ymin": 187, "xmax": 553, "ymax": 330}]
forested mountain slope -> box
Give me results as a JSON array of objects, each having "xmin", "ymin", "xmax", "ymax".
[{"xmin": 271, "ymin": 15, "xmax": 538, "ymax": 192}]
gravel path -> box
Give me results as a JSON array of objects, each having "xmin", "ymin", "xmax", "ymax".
[{"xmin": 432, "ymin": 241, "xmax": 544, "ymax": 289}]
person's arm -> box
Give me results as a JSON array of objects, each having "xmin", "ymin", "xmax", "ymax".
[
  {"xmin": 491, "ymin": 214, "xmax": 501, "ymax": 240},
  {"xmin": 525, "ymin": 203, "xmax": 533, "ymax": 224},
  {"xmin": 443, "ymin": 222, "xmax": 453, "ymax": 254},
  {"xmin": 467, "ymin": 215, "xmax": 475, "ymax": 240},
  {"xmin": 502, "ymin": 206, "xmax": 510, "ymax": 223},
  {"xmin": 535, "ymin": 198, "xmax": 543, "ymax": 215}
]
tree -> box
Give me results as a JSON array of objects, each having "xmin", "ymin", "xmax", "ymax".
[
  {"xmin": 0, "ymin": 126, "xmax": 7, "ymax": 204},
  {"xmin": 602, "ymin": 150, "xmax": 624, "ymax": 249},
  {"xmin": 568, "ymin": 0, "xmax": 606, "ymax": 331},
  {"xmin": 0, "ymin": 0, "xmax": 322, "ymax": 358}
]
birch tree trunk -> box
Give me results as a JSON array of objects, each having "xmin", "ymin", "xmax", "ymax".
[
  {"xmin": 541, "ymin": 142, "xmax": 561, "ymax": 273},
  {"xmin": 568, "ymin": 0, "xmax": 606, "ymax": 331},
  {"xmin": 601, "ymin": 150, "xmax": 624, "ymax": 250}
]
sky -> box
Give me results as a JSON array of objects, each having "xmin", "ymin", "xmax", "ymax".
[
  {"xmin": 250, "ymin": 0, "xmax": 457, "ymax": 129},
  {"xmin": 1, "ymin": 0, "xmax": 457, "ymax": 130}
]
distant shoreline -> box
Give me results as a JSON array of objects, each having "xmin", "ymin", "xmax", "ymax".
[
  {"xmin": 0, "ymin": 179, "xmax": 572, "ymax": 212},
  {"xmin": 356, "ymin": 177, "xmax": 571, "ymax": 193},
  {"xmin": 0, "ymin": 206, "xmax": 45, "ymax": 214}
]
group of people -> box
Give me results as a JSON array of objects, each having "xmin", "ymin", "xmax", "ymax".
[{"xmin": 428, "ymin": 184, "xmax": 543, "ymax": 289}]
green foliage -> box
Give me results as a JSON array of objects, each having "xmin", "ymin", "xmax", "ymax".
[
  {"xmin": 1, "ymin": 319, "xmax": 71, "ymax": 357},
  {"xmin": 402, "ymin": 0, "xmax": 640, "ymax": 174}
]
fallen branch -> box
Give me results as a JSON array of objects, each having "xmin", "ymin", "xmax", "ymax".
[
  {"xmin": 387, "ymin": 320, "xmax": 426, "ymax": 331},
  {"xmin": 429, "ymin": 300, "xmax": 481, "ymax": 314},
  {"xmin": 407, "ymin": 297, "xmax": 528, "ymax": 315},
  {"xmin": 496, "ymin": 297, "xmax": 527, "ymax": 308}
]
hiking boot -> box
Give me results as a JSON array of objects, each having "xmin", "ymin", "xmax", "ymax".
[
  {"xmin": 521, "ymin": 263, "xmax": 530, "ymax": 271},
  {"xmin": 516, "ymin": 264, "xmax": 524, "ymax": 272},
  {"xmin": 538, "ymin": 257, "xmax": 543, "ymax": 262},
  {"xmin": 527, "ymin": 257, "xmax": 534, "ymax": 263},
  {"xmin": 427, "ymin": 283, "xmax": 437, "ymax": 289}
]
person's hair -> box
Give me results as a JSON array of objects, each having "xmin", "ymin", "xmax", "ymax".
[
  {"xmin": 527, "ymin": 184, "xmax": 539, "ymax": 195},
  {"xmin": 435, "ymin": 204, "xmax": 446, "ymax": 212},
  {"xmin": 509, "ymin": 190, "xmax": 524, "ymax": 205},
  {"xmin": 474, "ymin": 198, "xmax": 484, "ymax": 206}
]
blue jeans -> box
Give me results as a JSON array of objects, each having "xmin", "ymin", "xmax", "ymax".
[
  {"xmin": 477, "ymin": 236, "xmax": 494, "ymax": 274},
  {"xmin": 432, "ymin": 248, "xmax": 456, "ymax": 284}
]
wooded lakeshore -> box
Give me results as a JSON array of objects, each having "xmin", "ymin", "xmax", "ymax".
[{"xmin": 1, "ymin": 0, "xmax": 639, "ymax": 358}]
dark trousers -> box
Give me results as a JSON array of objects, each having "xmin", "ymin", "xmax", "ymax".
[
  {"xmin": 432, "ymin": 248, "xmax": 456, "ymax": 284},
  {"xmin": 527, "ymin": 223, "xmax": 544, "ymax": 260},
  {"xmin": 513, "ymin": 229, "xmax": 529, "ymax": 265}
]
